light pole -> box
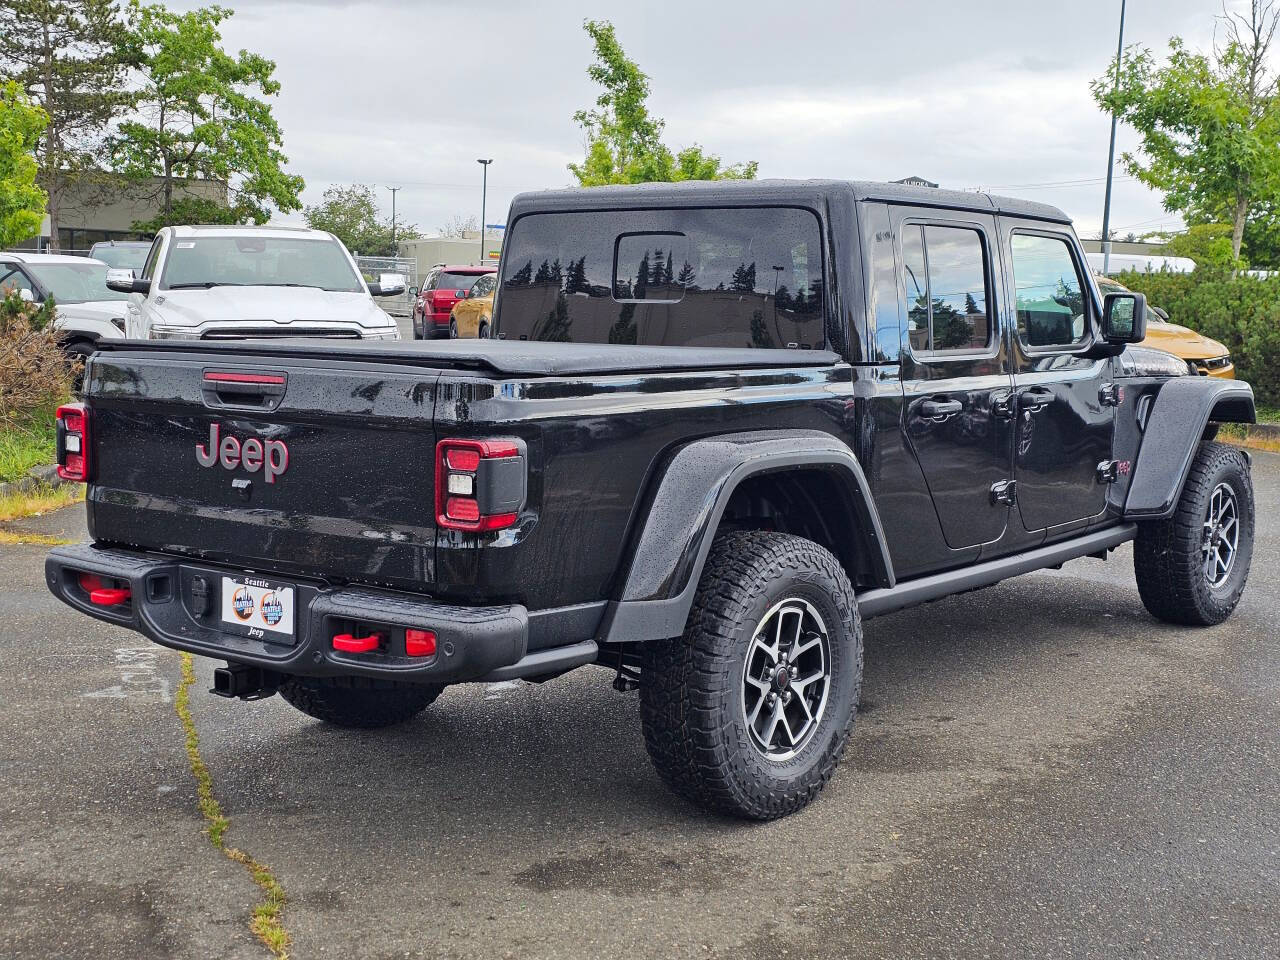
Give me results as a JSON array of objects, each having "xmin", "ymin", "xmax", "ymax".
[
  {"xmin": 477, "ymin": 158, "xmax": 492, "ymax": 266},
  {"xmin": 1100, "ymin": 0, "xmax": 1126, "ymax": 274},
  {"xmin": 386, "ymin": 185, "xmax": 400, "ymax": 256}
]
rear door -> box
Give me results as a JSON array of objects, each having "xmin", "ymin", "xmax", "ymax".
[
  {"xmin": 87, "ymin": 351, "xmax": 441, "ymax": 590},
  {"xmin": 893, "ymin": 208, "xmax": 1015, "ymax": 549},
  {"xmin": 1000, "ymin": 223, "xmax": 1114, "ymax": 533}
]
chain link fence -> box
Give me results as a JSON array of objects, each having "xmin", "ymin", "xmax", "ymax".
[{"xmin": 355, "ymin": 255, "xmax": 417, "ymax": 318}]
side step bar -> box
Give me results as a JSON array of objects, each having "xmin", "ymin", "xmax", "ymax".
[
  {"xmin": 857, "ymin": 524, "xmax": 1137, "ymax": 620},
  {"xmin": 478, "ymin": 639, "xmax": 599, "ymax": 682}
]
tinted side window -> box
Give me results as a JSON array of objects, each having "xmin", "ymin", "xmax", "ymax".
[
  {"xmin": 497, "ymin": 207, "xmax": 824, "ymax": 348},
  {"xmin": 0, "ymin": 266, "xmax": 35, "ymax": 295},
  {"xmin": 901, "ymin": 224, "xmax": 991, "ymax": 354},
  {"xmin": 1011, "ymin": 234, "xmax": 1088, "ymax": 348},
  {"xmin": 141, "ymin": 238, "xmax": 162, "ymax": 279}
]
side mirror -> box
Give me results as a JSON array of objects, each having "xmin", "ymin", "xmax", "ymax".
[
  {"xmin": 106, "ymin": 268, "xmax": 150, "ymax": 294},
  {"xmin": 368, "ymin": 272, "xmax": 406, "ymax": 297},
  {"xmin": 408, "ymin": 286, "xmax": 418, "ymax": 297},
  {"xmin": 1102, "ymin": 292, "xmax": 1147, "ymax": 344},
  {"xmin": 1152, "ymin": 306, "xmax": 1169, "ymax": 322},
  {"xmin": 18, "ymin": 288, "xmax": 34, "ymax": 303}
]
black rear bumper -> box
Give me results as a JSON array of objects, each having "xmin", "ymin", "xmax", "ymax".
[{"xmin": 45, "ymin": 543, "xmax": 559, "ymax": 684}]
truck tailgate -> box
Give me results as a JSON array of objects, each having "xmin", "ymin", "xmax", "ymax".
[{"xmin": 86, "ymin": 351, "xmax": 440, "ymax": 589}]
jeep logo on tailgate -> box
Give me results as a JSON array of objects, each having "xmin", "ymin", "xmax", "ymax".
[{"xmin": 196, "ymin": 423, "xmax": 289, "ymax": 483}]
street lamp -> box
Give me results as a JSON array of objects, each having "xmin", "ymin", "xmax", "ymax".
[
  {"xmin": 477, "ymin": 159, "xmax": 492, "ymax": 266},
  {"xmin": 1100, "ymin": 0, "xmax": 1127, "ymax": 274},
  {"xmin": 386, "ymin": 185, "xmax": 400, "ymax": 256}
]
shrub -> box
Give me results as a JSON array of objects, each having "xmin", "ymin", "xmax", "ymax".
[
  {"xmin": 1116, "ymin": 267, "xmax": 1280, "ymax": 406},
  {"xmin": 0, "ymin": 288, "xmax": 74, "ymax": 423}
]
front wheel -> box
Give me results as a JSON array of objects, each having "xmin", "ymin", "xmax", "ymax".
[
  {"xmin": 640, "ymin": 531, "xmax": 862, "ymax": 820},
  {"xmin": 478, "ymin": 320, "xmax": 490, "ymax": 339},
  {"xmin": 278, "ymin": 675, "xmax": 443, "ymax": 728},
  {"xmin": 1135, "ymin": 441, "xmax": 1254, "ymax": 625},
  {"xmin": 449, "ymin": 319, "xmax": 458, "ymax": 339}
]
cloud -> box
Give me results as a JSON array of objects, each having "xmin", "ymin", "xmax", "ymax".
[{"xmin": 161, "ymin": 0, "xmax": 1228, "ymax": 237}]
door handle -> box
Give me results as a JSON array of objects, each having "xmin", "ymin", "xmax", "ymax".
[
  {"xmin": 1020, "ymin": 386, "xmax": 1054, "ymax": 413},
  {"xmin": 916, "ymin": 397, "xmax": 963, "ymax": 420}
]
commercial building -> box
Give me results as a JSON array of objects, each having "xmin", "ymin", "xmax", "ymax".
[{"xmin": 16, "ymin": 174, "xmax": 227, "ymax": 252}]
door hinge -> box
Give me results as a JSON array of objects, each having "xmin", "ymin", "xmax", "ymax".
[
  {"xmin": 1096, "ymin": 459, "xmax": 1131, "ymax": 484},
  {"xmin": 1099, "ymin": 383, "xmax": 1125, "ymax": 407},
  {"xmin": 991, "ymin": 389, "xmax": 1016, "ymax": 419},
  {"xmin": 990, "ymin": 478, "xmax": 1017, "ymax": 505}
]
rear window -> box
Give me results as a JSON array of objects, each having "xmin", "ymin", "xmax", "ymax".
[
  {"xmin": 432, "ymin": 271, "xmax": 490, "ymax": 292},
  {"xmin": 495, "ymin": 207, "xmax": 824, "ymax": 348}
]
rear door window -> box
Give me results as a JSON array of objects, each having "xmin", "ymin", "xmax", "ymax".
[
  {"xmin": 901, "ymin": 224, "xmax": 992, "ymax": 355},
  {"xmin": 496, "ymin": 207, "xmax": 824, "ymax": 348}
]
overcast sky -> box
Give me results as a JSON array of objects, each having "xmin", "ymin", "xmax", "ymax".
[{"xmin": 169, "ymin": 0, "xmax": 1235, "ymax": 239}]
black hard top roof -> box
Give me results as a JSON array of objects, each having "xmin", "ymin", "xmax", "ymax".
[{"xmin": 508, "ymin": 178, "xmax": 1071, "ymax": 225}]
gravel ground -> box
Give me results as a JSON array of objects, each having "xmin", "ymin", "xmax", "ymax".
[{"xmin": 1, "ymin": 452, "xmax": 1276, "ymax": 960}]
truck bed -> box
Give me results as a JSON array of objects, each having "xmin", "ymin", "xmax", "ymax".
[{"xmin": 97, "ymin": 337, "xmax": 843, "ymax": 377}]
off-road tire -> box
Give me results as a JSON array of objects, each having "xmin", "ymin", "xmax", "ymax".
[
  {"xmin": 640, "ymin": 531, "xmax": 862, "ymax": 820},
  {"xmin": 1135, "ymin": 441, "xmax": 1254, "ymax": 626},
  {"xmin": 449, "ymin": 319, "xmax": 459, "ymax": 339},
  {"xmin": 278, "ymin": 675, "xmax": 444, "ymax": 728},
  {"xmin": 478, "ymin": 320, "xmax": 490, "ymax": 339}
]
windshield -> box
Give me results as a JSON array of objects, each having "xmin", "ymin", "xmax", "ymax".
[
  {"xmin": 24, "ymin": 261, "xmax": 129, "ymax": 303},
  {"xmin": 161, "ymin": 235, "xmax": 363, "ymax": 292},
  {"xmin": 91, "ymin": 244, "xmax": 150, "ymax": 270}
]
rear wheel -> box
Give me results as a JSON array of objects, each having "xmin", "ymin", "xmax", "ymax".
[
  {"xmin": 640, "ymin": 531, "xmax": 862, "ymax": 820},
  {"xmin": 278, "ymin": 675, "xmax": 443, "ymax": 728},
  {"xmin": 63, "ymin": 339, "xmax": 94, "ymax": 392},
  {"xmin": 1135, "ymin": 441, "xmax": 1254, "ymax": 625}
]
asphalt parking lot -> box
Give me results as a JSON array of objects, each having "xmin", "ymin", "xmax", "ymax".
[{"xmin": 2, "ymin": 452, "xmax": 1276, "ymax": 960}]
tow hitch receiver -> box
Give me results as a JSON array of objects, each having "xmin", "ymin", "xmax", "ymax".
[{"xmin": 211, "ymin": 662, "xmax": 279, "ymax": 700}]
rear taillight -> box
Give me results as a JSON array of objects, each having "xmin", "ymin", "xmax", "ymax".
[
  {"xmin": 56, "ymin": 403, "xmax": 90, "ymax": 482},
  {"xmin": 435, "ymin": 438, "xmax": 526, "ymax": 532}
]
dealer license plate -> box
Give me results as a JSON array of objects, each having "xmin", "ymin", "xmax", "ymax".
[{"xmin": 220, "ymin": 576, "xmax": 296, "ymax": 639}]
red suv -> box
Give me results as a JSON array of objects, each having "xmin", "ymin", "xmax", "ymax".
[{"xmin": 413, "ymin": 265, "xmax": 497, "ymax": 339}]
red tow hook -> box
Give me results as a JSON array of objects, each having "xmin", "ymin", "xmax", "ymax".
[
  {"xmin": 90, "ymin": 587, "xmax": 132, "ymax": 606},
  {"xmin": 78, "ymin": 573, "xmax": 131, "ymax": 607},
  {"xmin": 332, "ymin": 633, "xmax": 381, "ymax": 653}
]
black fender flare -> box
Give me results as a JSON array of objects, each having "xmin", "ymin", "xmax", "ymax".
[
  {"xmin": 599, "ymin": 430, "xmax": 894, "ymax": 643},
  {"xmin": 1124, "ymin": 377, "xmax": 1255, "ymax": 519}
]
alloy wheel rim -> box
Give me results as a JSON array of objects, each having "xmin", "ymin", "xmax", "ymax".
[
  {"xmin": 741, "ymin": 597, "xmax": 832, "ymax": 761},
  {"xmin": 1201, "ymin": 482, "xmax": 1240, "ymax": 588}
]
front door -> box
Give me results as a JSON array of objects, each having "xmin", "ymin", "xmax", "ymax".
[
  {"xmin": 897, "ymin": 211, "xmax": 1015, "ymax": 549},
  {"xmin": 1002, "ymin": 227, "xmax": 1115, "ymax": 532}
]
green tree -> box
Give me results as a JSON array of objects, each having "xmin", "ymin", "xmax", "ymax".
[
  {"xmin": 109, "ymin": 2, "xmax": 303, "ymax": 227},
  {"xmin": 1164, "ymin": 223, "xmax": 1239, "ymax": 268},
  {"xmin": 569, "ymin": 20, "xmax": 757, "ymax": 186},
  {"xmin": 1091, "ymin": 0, "xmax": 1280, "ymax": 262},
  {"xmin": 0, "ymin": 0, "xmax": 132, "ymax": 252},
  {"xmin": 0, "ymin": 81, "xmax": 48, "ymax": 248},
  {"xmin": 303, "ymin": 183, "xmax": 420, "ymax": 256}
]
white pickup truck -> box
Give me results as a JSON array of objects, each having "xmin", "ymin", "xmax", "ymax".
[{"xmin": 106, "ymin": 224, "xmax": 403, "ymax": 341}]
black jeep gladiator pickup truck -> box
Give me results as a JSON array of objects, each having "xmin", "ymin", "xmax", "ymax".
[{"xmin": 48, "ymin": 180, "xmax": 1257, "ymax": 819}]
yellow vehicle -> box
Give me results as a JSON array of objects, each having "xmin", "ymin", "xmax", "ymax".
[
  {"xmin": 1095, "ymin": 275, "xmax": 1234, "ymax": 378},
  {"xmin": 448, "ymin": 272, "xmax": 497, "ymax": 338}
]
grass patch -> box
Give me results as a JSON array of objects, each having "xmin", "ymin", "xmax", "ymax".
[
  {"xmin": 1220, "ymin": 423, "xmax": 1280, "ymax": 454},
  {"xmin": 0, "ymin": 404, "xmax": 60, "ymax": 484},
  {"xmin": 0, "ymin": 529, "xmax": 74, "ymax": 546},
  {"xmin": 1256, "ymin": 404, "xmax": 1280, "ymax": 424},
  {"xmin": 0, "ymin": 484, "xmax": 82, "ymax": 522},
  {"xmin": 176, "ymin": 654, "xmax": 290, "ymax": 958}
]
